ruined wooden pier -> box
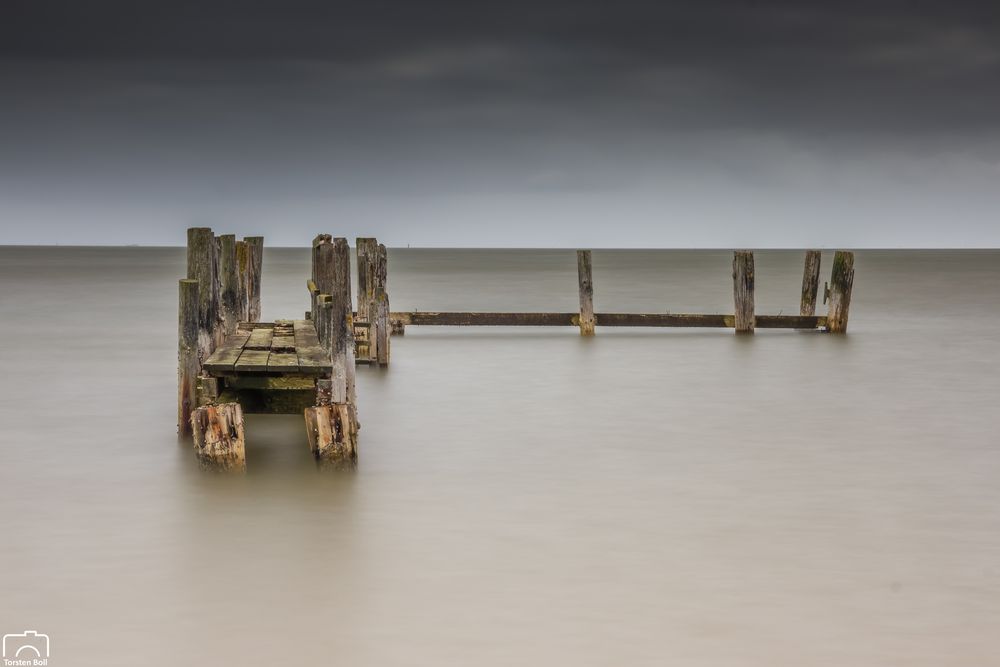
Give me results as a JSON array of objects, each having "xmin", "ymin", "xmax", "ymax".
[{"xmin": 178, "ymin": 231, "xmax": 855, "ymax": 471}]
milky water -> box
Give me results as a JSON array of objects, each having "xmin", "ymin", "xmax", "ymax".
[{"xmin": 1, "ymin": 247, "xmax": 998, "ymax": 666}]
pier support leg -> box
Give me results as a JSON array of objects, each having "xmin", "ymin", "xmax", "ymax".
[
  {"xmin": 178, "ymin": 279, "xmax": 199, "ymax": 437},
  {"xmin": 733, "ymin": 250, "xmax": 755, "ymax": 334},
  {"xmin": 356, "ymin": 237, "xmax": 377, "ymax": 326},
  {"xmin": 236, "ymin": 240, "xmax": 249, "ymax": 324},
  {"xmin": 191, "ymin": 403, "xmax": 246, "ymax": 472},
  {"xmin": 333, "ymin": 238, "xmax": 357, "ymax": 409},
  {"xmin": 390, "ymin": 318, "xmax": 406, "ymax": 336},
  {"xmin": 304, "ymin": 404, "xmax": 358, "ymax": 470},
  {"xmin": 186, "ymin": 227, "xmax": 218, "ymax": 362},
  {"xmin": 577, "ymin": 250, "xmax": 596, "ymax": 336},
  {"xmin": 800, "ymin": 250, "xmax": 822, "ymax": 316},
  {"xmin": 373, "ymin": 243, "xmax": 390, "ymax": 365},
  {"xmin": 827, "ymin": 251, "xmax": 855, "ymax": 333},
  {"xmin": 245, "ymin": 236, "xmax": 264, "ymax": 323},
  {"xmin": 217, "ymin": 234, "xmax": 239, "ymax": 337}
]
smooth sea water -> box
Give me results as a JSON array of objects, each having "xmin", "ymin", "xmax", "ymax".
[{"xmin": 1, "ymin": 247, "xmax": 998, "ymax": 665}]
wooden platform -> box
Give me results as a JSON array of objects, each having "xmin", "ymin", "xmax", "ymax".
[{"xmin": 203, "ymin": 320, "xmax": 331, "ymax": 376}]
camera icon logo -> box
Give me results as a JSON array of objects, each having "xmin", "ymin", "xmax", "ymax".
[{"xmin": 2, "ymin": 631, "xmax": 49, "ymax": 660}]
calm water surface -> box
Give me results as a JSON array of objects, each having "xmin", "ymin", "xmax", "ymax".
[{"xmin": 1, "ymin": 248, "xmax": 998, "ymax": 665}]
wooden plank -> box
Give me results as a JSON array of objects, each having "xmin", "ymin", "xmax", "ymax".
[
  {"xmin": 244, "ymin": 236, "xmax": 263, "ymax": 323},
  {"xmin": 387, "ymin": 311, "xmax": 825, "ymax": 329},
  {"xmin": 178, "ymin": 279, "xmax": 200, "ymax": 437},
  {"xmin": 244, "ymin": 327, "xmax": 273, "ymax": 350},
  {"xmin": 294, "ymin": 319, "xmax": 331, "ymax": 375},
  {"xmin": 267, "ymin": 352, "xmax": 299, "ymax": 373},
  {"xmin": 203, "ymin": 331, "xmax": 252, "ymax": 373},
  {"xmin": 234, "ymin": 349, "xmax": 270, "ymax": 373},
  {"xmin": 186, "ymin": 227, "xmax": 217, "ymax": 361}
]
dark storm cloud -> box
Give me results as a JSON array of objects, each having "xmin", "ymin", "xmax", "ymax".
[{"xmin": 2, "ymin": 1, "xmax": 1000, "ymax": 245}]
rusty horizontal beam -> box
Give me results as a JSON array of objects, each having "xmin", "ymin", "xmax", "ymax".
[{"xmin": 388, "ymin": 312, "xmax": 826, "ymax": 329}]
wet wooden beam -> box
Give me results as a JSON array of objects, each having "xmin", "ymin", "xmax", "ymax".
[
  {"xmin": 235, "ymin": 240, "xmax": 250, "ymax": 324},
  {"xmin": 733, "ymin": 250, "xmax": 755, "ymax": 334},
  {"xmin": 827, "ymin": 250, "xmax": 855, "ymax": 333},
  {"xmin": 178, "ymin": 279, "xmax": 199, "ymax": 438},
  {"xmin": 800, "ymin": 250, "xmax": 822, "ymax": 317},
  {"xmin": 372, "ymin": 243, "xmax": 389, "ymax": 365},
  {"xmin": 356, "ymin": 237, "xmax": 377, "ymax": 324},
  {"xmin": 577, "ymin": 250, "xmax": 596, "ymax": 336},
  {"xmin": 332, "ymin": 238, "xmax": 357, "ymax": 408}
]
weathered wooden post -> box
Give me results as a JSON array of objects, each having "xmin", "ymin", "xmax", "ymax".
[
  {"xmin": 217, "ymin": 234, "xmax": 239, "ymax": 336},
  {"xmin": 356, "ymin": 237, "xmax": 377, "ymax": 324},
  {"xmin": 191, "ymin": 403, "xmax": 246, "ymax": 472},
  {"xmin": 186, "ymin": 227, "xmax": 218, "ymax": 361},
  {"xmin": 375, "ymin": 292, "xmax": 390, "ymax": 366},
  {"xmin": 332, "ymin": 238, "xmax": 357, "ymax": 408},
  {"xmin": 235, "ymin": 240, "xmax": 249, "ymax": 324},
  {"xmin": 733, "ymin": 250, "xmax": 755, "ymax": 334},
  {"xmin": 576, "ymin": 250, "xmax": 596, "ymax": 335},
  {"xmin": 178, "ymin": 279, "xmax": 200, "ymax": 437},
  {"xmin": 827, "ymin": 251, "xmax": 855, "ymax": 333},
  {"xmin": 371, "ymin": 243, "xmax": 390, "ymax": 365},
  {"xmin": 245, "ymin": 236, "xmax": 264, "ymax": 323},
  {"xmin": 304, "ymin": 403, "xmax": 357, "ymax": 470},
  {"xmin": 800, "ymin": 250, "xmax": 822, "ymax": 317}
]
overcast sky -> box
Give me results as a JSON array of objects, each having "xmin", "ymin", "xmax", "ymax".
[{"xmin": 2, "ymin": 0, "xmax": 999, "ymax": 246}]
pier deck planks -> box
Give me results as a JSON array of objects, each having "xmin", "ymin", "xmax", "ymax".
[{"xmin": 203, "ymin": 320, "xmax": 332, "ymax": 376}]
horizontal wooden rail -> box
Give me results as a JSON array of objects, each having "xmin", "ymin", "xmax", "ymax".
[{"xmin": 388, "ymin": 311, "xmax": 826, "ymax": 329}]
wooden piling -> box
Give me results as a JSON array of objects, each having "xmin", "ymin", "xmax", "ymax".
[
  {"xmin": 576, "ymin": 250, "xmax": 596, "ymax": 336},
  {"xmin": 356, "ymin": 237, "xmax": 377, "ymax": 323},
  {"xmin": 332, "ymin": 238, "xmax": 357, "ymax": 408},
  {"xmin": 304, "ymin": 403, "xmax": 357, "ymax": 470},
  {"xmin": 733, "ymin": 250, "xmax": 755, "ymax": 334},
  {"xmin": 245, "ymin": 236, "xmax": 264, "ymax": 323},
  {"xmin": 235, "ymin": 240, "xmax": 249, "ymax": 324},
  {"xmin": 827, "ymin": 251, "xmax": 855, "ymax": 333},
  {"xmin": 186, "ymin": 227, "xmax": 218, "ymax": 361},
  {"xmin": 191, "ymin": 403, "xmax": 246, "ymax": 472},
  {"xmin": 217, "ymin": 234, "xmax": 239, "ymax": 337},
  {"xmin": 800, "ymin": 250, "xmax": 822, "ymax": 317},
  {"xmin": 375, "ymin": 292, "xmax": 390, "ymax": 366},
  {"xmin": 178, "ymin": 279, "xmax": 200, "ymax": 437}
]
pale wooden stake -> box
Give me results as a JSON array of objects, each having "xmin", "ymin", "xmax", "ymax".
[
  {"xmin": 577, "ymin": 250, "xmax": 596, "ymax": 335},
  {"xmin": 191, "ymin": 403, "xmax": 246, "ymax": 472},
  {"xmin": 178, "ymin": 279, "xmax": 199, "ymax": 437},
  {"xmin": 827, "ymin": 251, "xmax": 855, "ymax": 333},
  {"xmin": 235, "ymin": 240, "xmax": 249, "ymax": 323},
  {"xmin": 186, "ymin": 227, "xmax": 217, "ymax": 361},
  {"xmin": 217, "ymin": 234, "xmax": 239, "ymax": 337},
  {"xmin": 800, "ymin": 250, "xmax": 822, "ymax": 316},
  {"xmin": 245, "ymin": 236, "xmax": 264, "ymax": 322},
  {"xmin": 332, "ymin": 238, "xmax": 357, "ymax": 409},
  {"xmin": 304, "ymin": 403, "xmax": 357, "ymax": 470},
  {"xmin": 733, "ymin": 250, "xmax": 755, "ymax": 334}
]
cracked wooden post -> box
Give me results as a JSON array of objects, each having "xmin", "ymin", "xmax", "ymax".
[
  {"xmin": 332, "ymin": 238, "xmax": 357, "ymax": 409},
  {"xmin": 800, "ymin": 250, "xmax": 822, "ymax": 317},
  {"xmin": 191, "ymin": 403, "xmax": 246, "ymax": 472},
  {"xmin": 375, "ymin": 292, "xmax": 390, "ymax": 366},
  {"xmin": 186, "ymin": 227, "xmax": 217, "ymax": 362},
  {"xmin": 178, "ymin": 279, "xmax": 199, "ymax": 438},
  {"xmin": 356, "ymin": 237, "xmax": 377, "ymax": 324},
  {"xmin": 577, "ymin": 250, "xmax": 596, "ymax": 335},
  {"xmin": 311, "ymin": 234, "xmax": 332, "ymax": 321},
  {"xmin": 372, "ymin": 243, "xmax": 389, "ymax": 365},
  {"xmin": 245, "ymin": 236, "xmax": 264, "ymax": 323},
  {"xmin": 217, "ymin": 234, "xmax": 239, "ymax": 337},
  {"xmin": 236, "ymin": 240, "xmax": 249, "ymax": 324},
  {"xmin": 733, "ymin": 250, "xmax": 755, "ymax": 334},
  {"xmin": 827, "ymin": 251, "xmax": 855, "ymax": 333},
  {"xmin": 304, "ymin": 403, "xmax": 357, "ymax": 470}
]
